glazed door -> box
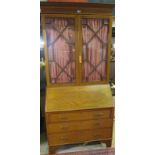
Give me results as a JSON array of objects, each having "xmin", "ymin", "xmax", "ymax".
[
  {"xmin": 42, "ymin": 15, "xmax": 77, "ymax": 85},
  {"xmin": 42, "ymin": 15, "xmax": 112, "ymax": 86},
  {"xmin": 80, "ymin": 17, "xmax": 111, "ymax": 83}
]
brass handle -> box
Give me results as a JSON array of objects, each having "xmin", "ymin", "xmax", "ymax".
[{"xmin": 79, "ymin": 56, "xmax": 82, "ymax": 63}]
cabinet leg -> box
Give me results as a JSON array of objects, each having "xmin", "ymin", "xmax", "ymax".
[
  {"xmin": 101, "ymin": 139, "xmax": 112, "ymax": 147},
  {"xmin": 49, "ymin": 145, "xmax": 60, "ymax": 155}
]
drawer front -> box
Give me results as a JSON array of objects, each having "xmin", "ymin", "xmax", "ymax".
[
  {"xmin": 47, "ymin": 109, "xmax": 113, "ymax": 123},
  {"xmin": 48, "ymin": 128, "xmax": 112, "ymax": 145},
  {"xmin": 47, "ymin": 119, "xmax": 113, "ymax": 133}
]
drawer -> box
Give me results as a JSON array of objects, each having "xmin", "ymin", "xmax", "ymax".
[
  {"xmin": 47, "ymin": 109, "xmax": 113, "ymax": 123},
  {"xmin": 48, "ymin": 128, "xmax": 112, "ymax": 145},
  {"xmin": 47, "ymin": 119, "xmax": 113, "ymax": 133}
]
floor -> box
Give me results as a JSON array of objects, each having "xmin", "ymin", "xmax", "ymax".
[{"xmin": 55, "ymin": 148, "xmax": 115, "ymax": 155}]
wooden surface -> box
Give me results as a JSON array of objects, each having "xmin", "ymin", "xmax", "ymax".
[
  {"xmin": 107, "ymin": 16, "xmax": 113, "ymax": 82},
  {"xmin": 46, "ymin": 84, "xmax": 114, "ymax": 112},
  {"xmin": 47, "ymin": 109, "xmax": 113, "ymax": 122},
  {"xmin": 47, "ymin": 119, "xmax": 113, "ymax": 133},
  {"xmin": 40, "ymin": 2, "xmax": 114, "ymax": 15},
  {"xmin": 48, "ymin": 128, "xmax": 112, "ymax": 145},
  {"xmin": 45, "ymin": 84, "xmax": 114, "ymax": 154}
]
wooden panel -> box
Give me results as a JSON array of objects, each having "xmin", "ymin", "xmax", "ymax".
[
  {"xmin": 40, "ymin": 2, "xmax": 114, "ymax": 15},
  {"xmin": 46, "ymin": 84, "xmax": 114, "ymax": 112},
  {"xmin": 47, "ymin": 119, "xmax": 113, "ymax": 133},
  {"xmin": 47, "ymin": 109, "xmax": 112, "ymax": 123},
  {"xmin": 48, "ymin": 128, "xmax": 112, "ymax": 145}
]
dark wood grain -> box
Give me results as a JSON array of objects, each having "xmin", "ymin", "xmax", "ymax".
[{"xmin": 40, "ymin": 2, "xmax": 114, "ymax": 15}]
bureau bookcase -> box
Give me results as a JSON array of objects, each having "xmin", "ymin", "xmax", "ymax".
[{"xmin": 41, "ymin": 2, "xmax": 114, "ymax": 154}]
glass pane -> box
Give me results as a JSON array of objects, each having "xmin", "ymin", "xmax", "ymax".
[
  {"xmin": 81, "ymin": 18, "xmax": 109, "ymax": 82},
  {"xmin": 45, "ymin": 17, "xmax": 76, "ymax": 84}
]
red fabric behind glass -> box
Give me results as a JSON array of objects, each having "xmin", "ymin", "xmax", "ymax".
[
  {"xmin": 82, "ymin": 18, "xmax": 109, "ymax": 82},
  {"xmin": 45, "ymin": 17, "xmax": 76, "ymax": 84}
]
